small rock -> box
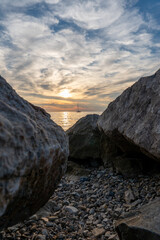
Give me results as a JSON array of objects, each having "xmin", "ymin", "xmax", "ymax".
[
  {"xmin": 79, "ymin": 205, "xmax": 87, "ymax": 211},
  {"xmin": 41, "ymin": 217, "xmax": 48, "ymax": 223},
  {"xmin": 105, "ymin": 231, "xmax": 111, "ymax": 238},
  {"xmin": 80, "ymin": 177, "xmax": 89, "ymax": 182},
  {"xmin": 83, "ymin": 230, "xmax": 89, "ymax": 237},
  {"xmin": 131, "ymin": 199, "xmax": 142, "ymax": 207},
  {"xmin": 89, "ymin": 208, "xmax": 95, "ymax": 214},
  {"xmin": 97, "ymin": 224, "xmax": 104, "ymax": 228},
  {"xmin": 46, "ymin": 221, "xmax": 54, "ymax": 227},
  {"xmin": 65, "ymin": 206, "xmax": 78, "ymax": 214},
  {"xmin": 35, "ymin": 234, "xmax": 46, "ymax": 240},
  {"xmin": 48, "ymin": 216, "xmax": 58, "ymax": 221},
  {"xmin": 92, "ymin": 227, "xmax": 105, "ymax": 237},
  {"xmin": 41, "ymin": 229, "xmax": 48, "ymax": 236},
  {"xmin": 108, "ymin": 234, "xmax": 117, "ymax": 240},
  {"xmin": 103, "ymin": 218, "xmax": 109, "ymax": 223},
  {"xmin": 30, "ymin": 214, "xmax": 38, "ymax": 221},
  {"xmin": 124, "ymin": 189, "xmax": 135, "ymax": 203},
  {"xmin": 115, "ymin": 207, "xmax": 122, "ymax": 213}
]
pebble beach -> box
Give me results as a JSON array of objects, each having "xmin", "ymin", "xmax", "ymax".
[{"xmin": 1, "ymin": 165, "xmax": 160, "ymax": 240}]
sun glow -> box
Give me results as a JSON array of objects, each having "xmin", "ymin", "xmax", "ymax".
[{"xmin": 59, "ymin": 89, "xmax": 71, "ymax": 98}]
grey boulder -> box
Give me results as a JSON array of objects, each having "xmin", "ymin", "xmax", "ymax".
[
  {"xmin": 0, "ymin": 76, "xmax": 69, "ymax": 229},
  {"xmin": 116, "ymin": 198, "xmax": 160, "ymax": 240},
  {"xmin": 98, "ymin": 69, "xmax": 160, "ymax": 175},
  {"xmin": 67, "ymin": 114, "xmax": 102, "ymax": 166}
]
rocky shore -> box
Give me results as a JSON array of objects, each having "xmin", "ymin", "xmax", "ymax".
[
  {"xmin": 1, "ymin": 69, "xmax": 160, "ymax": 239},
  {"xmin": 1, "ymin": 164, "xmax": 160, "ymax": 240}
]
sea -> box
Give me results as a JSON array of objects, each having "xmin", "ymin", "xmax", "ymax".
[{"xmin": 50, "ymin": 111, "xmax": 102, "ymax": 131}]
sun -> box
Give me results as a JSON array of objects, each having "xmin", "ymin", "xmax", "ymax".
[{"xmin": 59, "ymin": 89, "xmax": 71, "ymax": 98}]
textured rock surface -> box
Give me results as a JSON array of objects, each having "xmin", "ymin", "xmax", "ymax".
[
  {"xmin": 98, "ymin": 69, "xmax": 160, "ymax": 173},
  {"xmin": 67, "ymin": 114, "xmax": 102, "ymax": 166},
  {"xmin": 116, "ymin": 198, "xmax": 160, "ymax": 240},
  {"xmin": 0, "ymin": 76, "xmax": 69, "ymax": 229}
]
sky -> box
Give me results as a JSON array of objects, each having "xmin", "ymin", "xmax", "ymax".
[{"xmin": 0, "ymin": 0, "xmax": 160, "ymax": 112}]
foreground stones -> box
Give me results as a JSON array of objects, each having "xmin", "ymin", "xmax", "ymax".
[
  {"xmin": 116, "ymin": 198, "xmax": 160, "ymax": 240},
  {"xmin": 0, "ymin": 76, "xmax": 69, "ymax": 229},
  {"xmin": 98, "ymin": 69, "xmax": 160, "ymax": 175},
  {"xmin": 1, "ymin": 165, "xmax": 160, "ymax": 239},
  {"xmin": 67, "ymin": 114, "xmax": 101, "ymax": 166}
]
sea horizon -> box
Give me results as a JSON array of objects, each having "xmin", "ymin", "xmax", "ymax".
[{"xmin": 50, "ymin": 111, "xmax": 102, "ymax": 131}]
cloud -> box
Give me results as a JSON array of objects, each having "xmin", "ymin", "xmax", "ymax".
[
  {"xmin": 0, "ymin": 0, "xmax": 60, "ymax": 8},
  {"xmin": 0, "ymin": 0, "xmax": 160, "ymax": 111},
  {"xmin": 53, "ymin": 0, "xmax": 125, "ymax": 30},
  {"xmin": 39, "ymin": 83, "xmax": 56, "ymax": 91},
  {"xmin": 114, "ymin": 77, "xmax": 137, "ymax": 85},
  {"xmin": 84, "ymin": 86, "xmax": 106, "ymax": 97}
]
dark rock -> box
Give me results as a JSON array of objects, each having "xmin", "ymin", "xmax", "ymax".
[
  {"xmin": 80, "ymin": 177, "xmax": 89, "ymax": 182},
  {"xmin": 66, "ymin": 160, "xmax": 91, "ymax": 180},
  {"xmin": 98, "ymin": 69, "xmax": 160, "ymax": 175},
  {"xmin": 35, "ymin": 235, "xmax": 46, "ymax": 240},
  {"xmin": 0, "ymin": 76, "xmax": 69, "ymax": 229},
  {"xmin": 67, "ymin": 114, "xmax": 102, "ymax": 167},
  {"xmin": 116, "ymin": 198, "xmax": 160, "ymax": 240}
]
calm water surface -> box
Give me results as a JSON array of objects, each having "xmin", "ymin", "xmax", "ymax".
[{"xmin": 50, "ymin": 111, "xmax": 102, "ymax": 131}]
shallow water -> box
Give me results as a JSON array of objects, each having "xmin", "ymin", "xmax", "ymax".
[{"xmin": 50, "ymin": 111, "xmax": 102, "ymax": 131}]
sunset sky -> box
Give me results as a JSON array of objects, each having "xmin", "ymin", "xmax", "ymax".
[{"xmin": 0, "ymin": 0, "xmax": 160, "ymax": 112}]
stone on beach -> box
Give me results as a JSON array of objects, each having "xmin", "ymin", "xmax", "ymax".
[
  {"xmin": 116, "ymin": 198, "xmax": 160, "ymax": 240},
  {"xmin": 67, "ymin": 114, "xmax": 102, "ymax": 166},
  {"xmin": 124, "ymin": 189, "xmax": 135, "ymax": 204},
  {"xmin": 92, "ymin": 227, "xmax": 105, "ymax": 237},
  {"xmin": 98, "ymin": 69, "xmax": 160, "ymax": 175},
  {"xmin": 0, "ymin": 76, "xmax": 69, "ymax": 229},
  {"xmin": 65, "ymin": 206, "xmax": 78, "ymax": 214}
]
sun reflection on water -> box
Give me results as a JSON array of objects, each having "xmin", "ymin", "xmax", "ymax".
[
  {"xmin": 62, "ymin": 112, "xmax": 69, "ymax": 130},
  {"xmin": 50, "ymin": 111, "xmax": 102, "ymax": 131}
]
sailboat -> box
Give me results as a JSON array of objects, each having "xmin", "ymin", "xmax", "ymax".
[{"xmin": 76, "ymin": 104, "xmax": 81, "ymax": 112}]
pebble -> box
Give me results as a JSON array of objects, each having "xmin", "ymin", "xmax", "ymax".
[
  {"xmin": 92, "ymin": 227, "xmax": 105, "ymax": 237},
  {"xmin": 35, "ymin": 234, "xmax": 46, "ymax": 240},
  {"xmin": 41, "ymin": 229, "xmax": 48, "ymax": 236},
  {"xmin": 1, "ymin": 166, "xmax": 160, "ymax": 240},
  {"xmin": 108, "ymin": 234, "xmax": 118, "ymax": 240},
  {"xmin": 105, "ymin": 231, "xmax": 111, "ymax": 238},
  {"xmin": 41, "ymin": 217, "xmax": 48, "ymax": 223},
  {"xmin": 65, "ymin": 206, "xmax": 78, "ymax": 214},
  {"xmin": 46, "ymin": 222, "xmax": 54, "ymax": 227},
  {"xmin": 124, "ymin": 189, "xmax": 135, "ymax": 203}
]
